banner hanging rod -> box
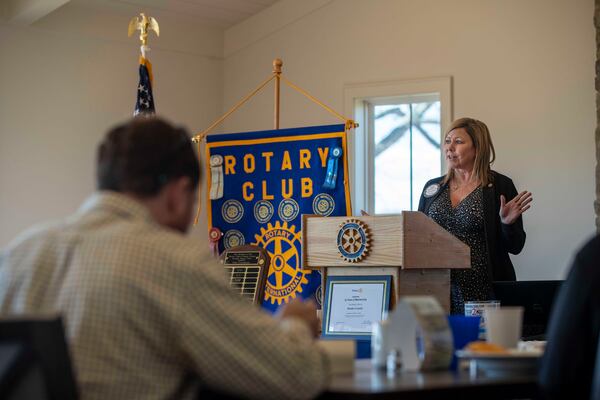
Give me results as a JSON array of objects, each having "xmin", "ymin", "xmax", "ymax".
[{"xmin": 192, "ymin": 58, "xmax": 358, "ymax": 143}]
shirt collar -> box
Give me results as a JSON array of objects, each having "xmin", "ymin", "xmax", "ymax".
[{"xmin": 78, "ymin": 191, "xmax": 157, "ymax": 225}]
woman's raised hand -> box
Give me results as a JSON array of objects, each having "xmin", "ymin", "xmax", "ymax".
[{"xmin": 500, "ymin": 191, "xmax": 532, "ymax": 225}]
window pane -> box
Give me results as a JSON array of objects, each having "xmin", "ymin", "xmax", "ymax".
[
  {"xmin": 373, "ymin": 101, "xmax": 441, "ymax": 214},
  {"xmin": 373, "ymin": 104, "xmax": 411, "ymax": 213}
]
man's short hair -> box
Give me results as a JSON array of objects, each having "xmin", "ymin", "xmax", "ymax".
[{"xmin": 97, "ymin": 117, "xmax": 200, "ymax": 196}]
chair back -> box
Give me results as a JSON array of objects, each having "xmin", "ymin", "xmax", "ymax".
[{"xmin": 0, "ymin": 317, "xmax": 78, "ymax": 400}]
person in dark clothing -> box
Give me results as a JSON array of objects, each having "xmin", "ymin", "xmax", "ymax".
[
  {"xmin": 539, "ymin": 234, "xmax": 600, "ymax": 400},
  {"xmin": 418, "ymin": 117, "xmax": 532, "ymax": 314}
]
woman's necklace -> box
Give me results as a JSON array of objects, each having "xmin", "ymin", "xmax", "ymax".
[{"xmin": 450, "ymin": 180, "xmax": 478, "ymax": 192}]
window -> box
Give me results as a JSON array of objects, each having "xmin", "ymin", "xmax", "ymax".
[
  {"xmin": 372, "ymin": 97, "xmax": 441, "ymax": 212},
  {"xmin": 344, "ymin": 77, "xmax": 452, "ymax": 214}
]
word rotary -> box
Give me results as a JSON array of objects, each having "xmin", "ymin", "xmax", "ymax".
[{"xmin": 219, "ymin": 147, "xmax": 333, "ymax": 201}]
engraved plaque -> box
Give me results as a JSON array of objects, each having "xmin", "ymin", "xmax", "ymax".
[
  {"xmin": 225, "ymin": 251, "xmax": 260, "ymax": 265},
  {"xmin": 220, "ymin": 245, "xmax": 269, "ymax": 305}
]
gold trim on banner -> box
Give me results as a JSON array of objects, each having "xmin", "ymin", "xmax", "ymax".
[{"xmin": 194, "ymin": 139, "xmax": 202, "ymax": 225}]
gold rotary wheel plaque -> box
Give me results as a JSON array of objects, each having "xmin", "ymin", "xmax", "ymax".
[
  {"xmin": 336, "ymin": 219, "xmax": 370, "ymax": 263},
  {"xmin": 253, "ymin": 221, "xmax": 309, "ymax": 305}
]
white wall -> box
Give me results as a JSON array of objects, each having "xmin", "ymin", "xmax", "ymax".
[
  {"xmin": 223, "ymin": 0, "xmax": 596, "ymax": 279},
  {"xmin": 1, "ymin": 0, "xmax": 595, "ymax": 280},
  {"xmin": 0, "ymin": 2, "xmax": 223, "ymax": 246}
]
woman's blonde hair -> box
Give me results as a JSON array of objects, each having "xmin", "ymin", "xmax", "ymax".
[{"xmin": 443, "ymin": 117, "xmax": 496, "ymax": 186}]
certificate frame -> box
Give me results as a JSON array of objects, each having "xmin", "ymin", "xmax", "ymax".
[{"xmin": 321, "ymin": 275, "xmax": 392, "ymax": 339}]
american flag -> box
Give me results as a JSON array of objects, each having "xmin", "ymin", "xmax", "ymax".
[{"xmin": 134, "ymin": 56, "xmax": 155, "ymax": 116}]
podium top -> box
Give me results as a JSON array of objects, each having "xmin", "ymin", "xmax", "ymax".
[{"xmin": 301, "ymin": 212, "xmax": 470, "ymax": 270}]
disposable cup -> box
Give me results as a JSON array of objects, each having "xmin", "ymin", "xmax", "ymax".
[
  {"xmin": 464, "ymin": 300, "xmax": 500, "ymax": 339},
  {"xmin": 484, "ymin": 306, "xmax": 523, "ymax": 349},
  {"xmin": 371, "ymin": 320, "xmax": 391, "ymax": 368}
]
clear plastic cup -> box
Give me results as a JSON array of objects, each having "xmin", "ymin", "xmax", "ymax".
[{"xmin": 464, "ymin": 300, "xmax": 500, "ymax": 339}]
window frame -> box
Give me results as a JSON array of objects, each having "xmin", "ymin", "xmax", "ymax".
[{"xmin": 343, "ymin": 77, "xmax": 453, "ymax": 214}]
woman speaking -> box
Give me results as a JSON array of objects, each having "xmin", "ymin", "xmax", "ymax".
[{"xmin": 418, "ymin": 118, "xmax": 532, "ymax": 314}]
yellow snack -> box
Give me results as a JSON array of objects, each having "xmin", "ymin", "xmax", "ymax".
[{"xmin": 465, "ymin": 341, "xmax": 508, "ymax": 354}]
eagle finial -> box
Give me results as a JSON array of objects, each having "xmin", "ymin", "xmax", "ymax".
[{"xmin": 128, "ymin": 13, "xmax": 160, "ymax": 46}]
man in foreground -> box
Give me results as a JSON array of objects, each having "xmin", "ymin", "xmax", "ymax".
[
  {"xmin": 0, "ymin": 117, "xmax": 329, "ymax": 400},
  {"xmin": 539, "ymin": 234, "xmax": 600, "ymax": 399}
]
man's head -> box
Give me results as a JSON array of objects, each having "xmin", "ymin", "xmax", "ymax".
[{"xmin": 97, "ymin": 117, "xmax": 200, "ymax": 232}]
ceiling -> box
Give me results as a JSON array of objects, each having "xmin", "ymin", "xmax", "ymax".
[
  {"xmin": 107, "ymin": 0, "xmax": 279, "ymax": 28},
  {"xmin": 3, "ymin": 0, "xmax": 280, "ymax": 28}
]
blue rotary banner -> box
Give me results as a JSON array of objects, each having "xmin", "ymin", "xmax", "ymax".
[{"xmin": 205, "ymin": 124, "xmax": 352, "ymax": 312}]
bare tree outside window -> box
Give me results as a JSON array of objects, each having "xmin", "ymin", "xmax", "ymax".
[{"xmin": 374, "ymin": 101, "xmax": 441, "ymax": 213}]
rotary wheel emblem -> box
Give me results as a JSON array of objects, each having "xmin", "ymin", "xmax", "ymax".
[
  {"xmin": 337, "ymin": 219, "xmax": 370, "ymax": 262},
  {"xmin": 221, "ymin": 199, "xmax": 244, "ymax": 224},
  {"xmin": 253, "ymin": 221, "xmax": 310, "ymax": 305},
  {"xmin": 223, "ymin": 229, "xmax": 245, "ymax": 249}
]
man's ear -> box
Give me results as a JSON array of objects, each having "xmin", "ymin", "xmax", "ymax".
[{"xmin": 165, "ymin": 176, "xmax": 193, "ymax": 211}]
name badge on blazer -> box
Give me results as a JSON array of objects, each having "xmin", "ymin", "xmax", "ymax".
[{"xmin": 423, "ymin": 183, "xmax": 440, "ymax": 198}]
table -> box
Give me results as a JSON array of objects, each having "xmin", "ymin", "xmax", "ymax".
[{"xmin": 319, "ymin": 360, "xmax": 539, "ymax": 399}]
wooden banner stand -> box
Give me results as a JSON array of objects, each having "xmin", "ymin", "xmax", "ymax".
[{"xmin": 301, "ymin": 212, "xmax": 470, "ymax": 313}]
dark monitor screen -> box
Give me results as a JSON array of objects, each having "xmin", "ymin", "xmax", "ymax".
[{"xmin": 492, "ymin": 280, "xmax": 563, "ymax": 340}]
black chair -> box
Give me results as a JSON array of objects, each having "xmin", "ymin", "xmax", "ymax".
[
  {"xmin": 593, "ymin": 343, "xmax": 600, "ymax": 400},
  {"xmin": 0, "ymin": 317, "xmax": 78, "ymax": 400}
]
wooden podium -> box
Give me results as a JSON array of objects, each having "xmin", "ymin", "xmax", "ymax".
[{"xmin": 301, "ymin": 212, "xmax": 470, "ymax": 313}]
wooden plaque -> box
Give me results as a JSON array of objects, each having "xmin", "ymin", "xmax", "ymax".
[{"xmin": 220, "ymin": 245, "xmax": 269, "ymax": 305}]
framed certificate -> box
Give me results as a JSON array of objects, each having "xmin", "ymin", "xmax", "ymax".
[{"xmin": 321, "ymin": 275, "xmax": 392, "ymax": 339}]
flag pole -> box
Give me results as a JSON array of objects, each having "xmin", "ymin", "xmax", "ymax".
[
  {"xmin": 129, "ymin": 13, "xmax": 159, "ymax": 116},
  {"xmin": 273, "ymin": 58, "xmax": 282, "ymax": 129}
]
